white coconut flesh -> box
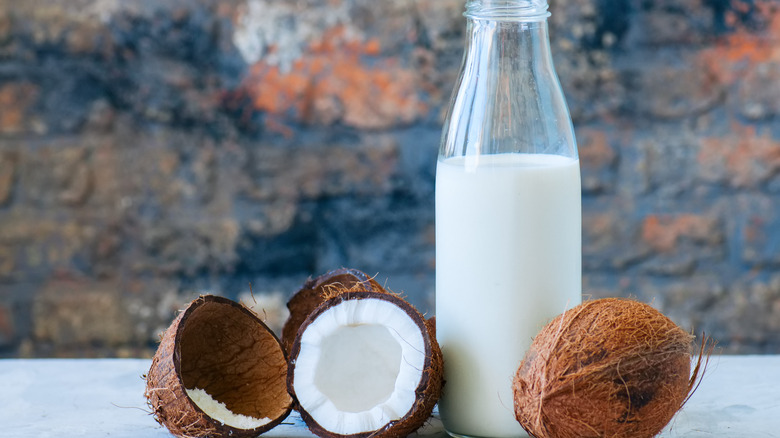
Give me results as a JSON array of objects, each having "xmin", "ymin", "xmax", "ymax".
[
  {"xmin": 292, "ymin": 297, "xmax": 426, "ymax": 435},
  {"xmin": 185, "ymin": 387, "xmax": 272, "ymax": 429}
]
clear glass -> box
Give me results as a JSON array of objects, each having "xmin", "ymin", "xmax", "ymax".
[{"xmin": 435, "ymin": 1, "xmax": 582, "ymax": 437}]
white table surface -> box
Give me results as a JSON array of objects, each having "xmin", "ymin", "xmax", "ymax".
[{"xmin": 0, "ymin": 355, "xmax": 778, "ymax": 437}]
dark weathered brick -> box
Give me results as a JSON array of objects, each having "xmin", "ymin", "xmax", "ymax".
[
  {"xmin": 578, "ymin": 127, "xmax": 618, "ymax": 194},
  {"xmin": 738, "ymin": 61, "xmax": 780, "ymax": 120},
  {"xmin": 21, "ymin": 143, "xmax": 94, "ymax": 207},
  {"xmin": 582, "ymin": 208, "xmax": 650, "ymax": 271},
  {"xmin": 243, "ymin": 140, "xmax": 399, "ymax": 202},
  {"xmin": 640, "ymin": 214, "xmax": 723, "ymax": 253},
  {"xmin": 712, "ymin": 276, "xmax": 780, "ymax": 353},
  {"xmin": 32, "ymin": 276, "xmax": 133, "ymax": 347},
  {"xmin": 0, "ymin": 150, "xmax": 16, "ymax": 206},
  {"xmin": 0, "ymin": 302, "xmax": 13, "ymax": 348},
  {"xmin": 638, "ymin": 128, "xmax": 731, "ymax": 198},
  {"xmin": 735, "ymin": 194, "xmax": 780, "ymax": 267},
  {"xmin": 0, "ymin": 0, "xmax": 779, "ymax": 357},
  {"xmin": 698, "ymin": 128, "xmax": 780, "ymax": 189},
  {"xmin": 0, "ymin": 82, "xmax": 40, "ymax": 135},
  {"xmin": 627, "ymin": 1, "xmax": 719, "ymax": 47},
  {"xmin": 630, "ymin": 62, "xmax": 724, "ymax": 120}
]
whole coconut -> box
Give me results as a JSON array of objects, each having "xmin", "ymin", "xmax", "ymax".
[{"xmin": 513, "ymin": 298, "xmax": 704, "ymax": 438}]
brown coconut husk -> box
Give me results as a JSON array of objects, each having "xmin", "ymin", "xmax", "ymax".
[
  {"xmin": 513, "ymin": 297, "xmax": 709, "ymax": 438},
  {"xmin": 281, "ymin": 268, "xmax": 384, "ymax": 352},
  {"xmin": 287, "ymin": 291, "xmax": 444, "ymax": 438},
  {"xmin": 145, "ymin": 295, "xmax": 292, "ymax": 438}
]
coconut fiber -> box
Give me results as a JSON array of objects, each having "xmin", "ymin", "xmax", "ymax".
[
  {"xmin": 513, "ymin": 298, "xmax": 706, "ymax": 438},
  {"xmin": 145, "ymin": 295, "xmax": 292, "ymax": 438}
]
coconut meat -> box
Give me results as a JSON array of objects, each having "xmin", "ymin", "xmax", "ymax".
[
  {"xmin": 186, "ymin": 387, "xmax": 272, "ymax": 430},
  {"xmin": 293, "ymin": 298, "xmax": 426, "ymax": 435}
]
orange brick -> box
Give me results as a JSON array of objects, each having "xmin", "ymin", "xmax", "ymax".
[{"xmin": 641, "ymin": 214, "xmax": 721, "ymax": 253}]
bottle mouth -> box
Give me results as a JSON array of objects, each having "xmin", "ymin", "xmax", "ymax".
[{"xmin": 465, "ymin": 0, "xmax": 550, "ymax": 21}]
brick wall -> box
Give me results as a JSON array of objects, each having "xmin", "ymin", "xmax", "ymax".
[{"xmin": 0, "ymin": 0, "xmax": 779, "ymax": 356}]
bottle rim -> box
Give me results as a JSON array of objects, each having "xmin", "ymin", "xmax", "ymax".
[{"xmin": 464, "ymin": 0, "xmax": 550, "ymax": 21}]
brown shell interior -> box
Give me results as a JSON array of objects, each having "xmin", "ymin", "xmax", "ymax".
[{"xmin": 178, "ymin": 300, "xmax": 291, "ymax": 421}]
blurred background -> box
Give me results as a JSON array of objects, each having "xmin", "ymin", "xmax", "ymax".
[{"xmin": 0, "ymin": 0, "xmax": 778, "ymax": 357}]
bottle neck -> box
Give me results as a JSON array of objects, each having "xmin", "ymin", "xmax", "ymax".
[
  {"xmin": 463, "ymin": 18, "xmax": 554, "ymax": 69},
  {"xmin": 463, "ymin": 0, "xmax": 554, "ymax": 79},
  {"xmin": 465, "ymin": 0, "xmax": 550, "ymax": 22},
  {"xmin": 439, "ymin": 2, "xmax": 575, "ymax": 159}
]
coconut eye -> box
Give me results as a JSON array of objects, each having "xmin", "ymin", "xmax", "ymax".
[{"xmin": 287, "ymin": 291, "xmax": 443, "ymax": 438}]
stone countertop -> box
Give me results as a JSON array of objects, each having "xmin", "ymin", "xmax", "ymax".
[{"xmin": 1, "ymin": 356, "xmax": 778, "ymax": 437}]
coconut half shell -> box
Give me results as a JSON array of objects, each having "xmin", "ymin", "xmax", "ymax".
[
  {"xmin": 513, "ymin": 298, "xmax": 703, "ymax": 438},
  {"xmin": 145, "ymin": 295, "xmax": 293, "ymax": 438},
  {"xmin": 287, "ymin": 291, "xmax": 443, "ymax": 438},
  {"xmin": 281, "ymin": 268, "xmax": 384, "ymax": 352}
]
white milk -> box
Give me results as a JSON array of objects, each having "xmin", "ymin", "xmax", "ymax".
[{"xmin": 435, "ymin": 153, "xmax": 582, "ymax": 438}]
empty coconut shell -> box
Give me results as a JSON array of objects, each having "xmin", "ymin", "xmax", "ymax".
[
  {"xmin": 513, "ymin": 298, "xmax": 706, "ymax": 438},
  {"xmin": 145, "ymin": 295, "xmax": 293, "ymax": 438}
]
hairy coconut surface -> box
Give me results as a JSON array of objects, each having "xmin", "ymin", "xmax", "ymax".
[
  {"xmin": 145, "ymin": 295, "xmax": 292, "ymax": 438},
  {"xmin": 513, "ymin": 298, "xmax": 704, "ymax": 438},
  {"xmin": 281, "ymin": 268, "xmax": 384, "ymax": 352},
  {"xmin": 288, "ymin": 291, "xmax": 443, "ymax": 438}
]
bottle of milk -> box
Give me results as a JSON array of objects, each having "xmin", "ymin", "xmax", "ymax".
[{"xmin": 435, "ymin": 1, "xmax": 581, "ymax": 437}]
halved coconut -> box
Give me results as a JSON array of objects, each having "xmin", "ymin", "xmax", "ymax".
[
  {"xmin": 145, "ymin": 295, "xmax": 293, "ymax": 438},
  {"xmin": 287, "ymin": 291, "xmax": 443, "ymax": 438},
  {"xmin": 281, "ymin": 268, "xmax": 384, "ymax": 352}
]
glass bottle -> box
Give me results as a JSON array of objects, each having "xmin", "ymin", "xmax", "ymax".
[{"xmin": 435, "ymin": 1, "xmax": 581, "ymax": 437}]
